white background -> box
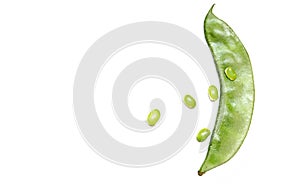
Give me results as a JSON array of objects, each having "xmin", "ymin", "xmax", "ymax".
[{"xmin": 1, "ymin": 0, "xmax": 300, "ymax": 184}]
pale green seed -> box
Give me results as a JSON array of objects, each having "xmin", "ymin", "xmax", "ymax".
[
  {"xmin": 183, "ymin": 94, "xmax": 196, "ymax": 109},
  {"xmin": 208, "ymin": 85, "xmax": 218, "ymax": 101},
  {"xmin": 196, "ymin": 128, "xmax": 211, "ymax": 142},
  {"xmin": 147, "ymin": 109, "xmax": 160, "ymax": 126},
  {"xmin": 225, "ymin": 66, "xmax": 237, "ymax": 81}
]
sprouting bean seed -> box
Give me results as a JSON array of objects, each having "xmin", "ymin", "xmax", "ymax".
[
  {"xmin": 208, "ymin": 85, "xmax": 218, "ymax": 101},
  {"xmin": 183, "ymin": 94, "xmax": 196, "ymax": 109},
  {"xmin": 196, "ymin": 128, "xmax": 211, "ymax": 142},
  {"xmin": 225, "ymin": 66, "xmax": 237, "ymax": 81},
  {"xmin": 147, "ymin": 109, "xmax": 160, "ymax": 126}
]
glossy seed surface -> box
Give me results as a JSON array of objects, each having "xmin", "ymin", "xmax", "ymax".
[
  {"xmin": 147, "ymin": 109, "xmax": 160, "ymax": 127},
  {"xmin": 196, "ymin": 128, "xmax": 211, "ymax": 142},
  {"xmin": 183, "ymin": 94, "xmax": 196, "ymax": 109},
  {"xmin": 208, "ymin": 85, "xmax": 218, "ymax": 101},
  {"xmin": 224, "ymin": 66, "xmax": 237, "ymax": 81}
]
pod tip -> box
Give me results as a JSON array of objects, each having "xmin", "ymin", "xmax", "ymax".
[{"xmin": 210, "ymin": 4, "xmax": 216, "ymax": 12}]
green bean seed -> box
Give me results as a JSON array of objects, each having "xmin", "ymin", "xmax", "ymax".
[
  {"xmin": 198, "ymin": 5, "xmax": 255, "ymax": 176},
  {"xmin": 208, "ymin": 85, "xmax": 218, "ymax": 101},
  {"xmin": 147, "ymin": 109, "xmax": 160, "ymax": 126},
  {"xmin": 183, "ymin": 94, "xmax": 196, "ymax": 109},
  {"xmin": 196, "ymin": 128, "xmax": 211, "ymax": 142},
  {"xmin": 225, "ymin": 66, "xmax": 237, "ymax": 81}
]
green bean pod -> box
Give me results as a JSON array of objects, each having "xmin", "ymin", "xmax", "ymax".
[{"xmin": 199, "ymin": 5, "xmax": 255, "ymax": 175}]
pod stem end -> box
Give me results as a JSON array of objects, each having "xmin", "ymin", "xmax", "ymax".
[{"xmin": 198, "ymin": 171, "xmax": 205, "ymax": 176}]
